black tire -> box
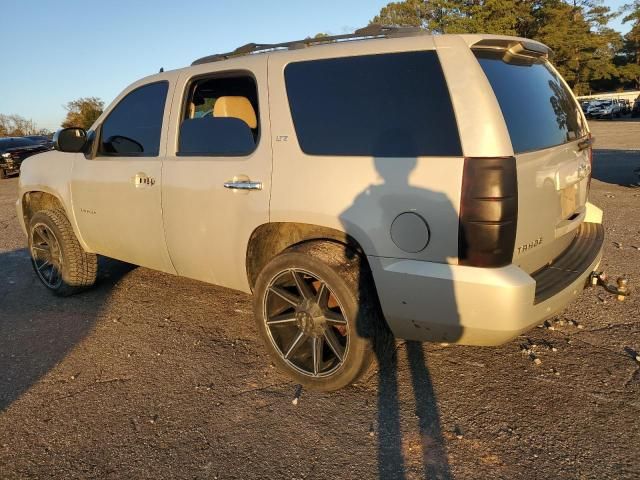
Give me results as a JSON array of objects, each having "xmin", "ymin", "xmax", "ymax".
[
  {"xmin": 28, "ymin": 209, "xmax": 97, "ymax": 296},
  {"xmin": 253, "ymin": 241, "xmax": 386, "ymax": 391},
  {"xmin": 0, "ymin": 169, "xmax": 6, "ymax": 179}
]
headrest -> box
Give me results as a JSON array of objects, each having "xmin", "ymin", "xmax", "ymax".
[
  {"xmin": 213, "ymin": 96, "xmax": 257, "ymax": 129},
  {"xmin": 179, "ymin": 117, "xmax": 254, "ymax": 155}
]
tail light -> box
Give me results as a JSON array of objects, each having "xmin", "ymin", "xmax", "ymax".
[{"xmin": 459, "ymin": 157, "xmax": 518, "ymax": 267}]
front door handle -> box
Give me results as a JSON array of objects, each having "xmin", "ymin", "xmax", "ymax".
[{"xmin": 223, "ymin": 180, "xmax": 263, "ymax": 191}]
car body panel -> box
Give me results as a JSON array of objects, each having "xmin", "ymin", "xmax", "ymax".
[
  {"xmin": 267, "ymin": 35, "xmax": 463, "ymax": 264},
  {"xmin": 68, "ymin": 70, "xmax": 180, "ymax": 274},
  {"xmin": 161, "ymin": 55, "xmax": 272, "ymax": 292}
]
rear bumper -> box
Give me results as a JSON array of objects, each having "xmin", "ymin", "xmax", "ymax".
[{"xmin": 368, "ymin": 222, "xmax": 604, "ymax": 346}]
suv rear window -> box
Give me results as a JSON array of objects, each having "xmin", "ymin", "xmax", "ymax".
[
  {"xmin": 474, "ymin": 50, "xmax": 587, "ymax": 153},
  {"xmin": 284, "ymin": 51, "xmax": 462, "ymax": 157}
]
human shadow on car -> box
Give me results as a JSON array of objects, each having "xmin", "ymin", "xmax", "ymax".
[
  {"xmin": 340, "ymin": 154, "xmax": 462, "ymax": 479},
  {"xmin": 0, "ymin": 251, "xmax": 135, "ymax": 411}
]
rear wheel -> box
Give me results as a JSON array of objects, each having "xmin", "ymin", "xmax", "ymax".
[
  {"xmin": 253, "ymin": 241, "xmax": 384, "ymax": 391},
  {"xmin": 29, "ymin": 209, "xmax": 97, "ymax": 296}
]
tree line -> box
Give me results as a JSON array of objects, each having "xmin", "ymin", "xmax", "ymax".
[
  {"xmin": 372, "ymin": 0, "xmax": 640, "ymax": 95},
  {"xmin": 0, "ymin": 97, "xmax": 104, "ymax": 138}
]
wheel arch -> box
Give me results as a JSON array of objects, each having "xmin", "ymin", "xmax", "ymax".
[
  {"xmin": 21, "ymin": 190, "xmax": 66, "ymax": 227},
  {"xmin": 20, "ymin": 190, "xmax": 90, "ymax": 252},
  {"xmin": 246, "ymin": 222, "xmax": 366, "ymax": 291}
]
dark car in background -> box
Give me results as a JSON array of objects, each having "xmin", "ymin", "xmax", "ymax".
[
  {"xmin": 25, "ymin": 135, "xmax": 54, "ymax": 149},
  {"xmin": 632, "ymin": 98, "xmax": 640, "ymax": 118},
  {"xmin": 0, "ymin": 137, "xmax": 50, "ymax": 179}
]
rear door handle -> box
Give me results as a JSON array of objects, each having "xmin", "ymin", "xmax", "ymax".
[{"xmin": 223, "ymin": 180, "xmax": 263, "ymax": 191}]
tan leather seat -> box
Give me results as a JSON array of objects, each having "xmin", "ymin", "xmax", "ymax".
[{"xmin": 213, "ymin": 96, "xmax": 257, "ymax": 129}]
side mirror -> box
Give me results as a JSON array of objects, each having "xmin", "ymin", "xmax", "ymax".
[{"xmin": 53, "ymin": 127, "xmax": 87, "ymax": 153}]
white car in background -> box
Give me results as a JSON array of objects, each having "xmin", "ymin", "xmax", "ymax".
[{"xmin": 589, "ymin": 99, "xmax": 622, "ymax": 119}]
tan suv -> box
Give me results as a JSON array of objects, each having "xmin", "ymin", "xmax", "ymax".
[{"xmin": 17, "ymin": 26, "xmax": 604, "ymax": 390}]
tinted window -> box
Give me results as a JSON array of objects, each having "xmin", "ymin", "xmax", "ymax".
[
  {"xmin": 178, "ymin": 75, "xmax": 259, "ymax": 156},
  {"xmin": 284, "ymin": 51, "xmax": 462, "ymax": 157},
  {"xmin": 100, "ymin": 81, "xmax": 168, "ymax": 157},
  {"xmin": 475, "ymin": 50, "xmax": 587, "ymax": 153}
]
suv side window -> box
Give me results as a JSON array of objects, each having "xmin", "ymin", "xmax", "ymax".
[
  {"xmin": 99, "ymin": 81, "xmax": 168, "ymax": 157},
  {"xmin": 284, "ymin": 51, "xmax": 462, "ymax": 157},
  {"xmin": 178, "ymin": 74, "xmax": 259, "ymax": 157}
]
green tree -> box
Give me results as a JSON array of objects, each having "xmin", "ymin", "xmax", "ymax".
[
  {"xmin": 371, "ymin": 0, "xmax": 622, "ymax": 94},
  {"xmin": 372, "ymin": 0, "xmax": 532, "ymax": 34},
  {"xmin": 532, "ymin": 0, "xmax": 621, "ymax": 95},
  {"xmin": 61, "ymin": 97, "xmax": 104, "ymax": 130},
  {"xmin": 619, "ymin": 62, "xmax": 640, "ymax": 88},
  {"xmin": 621, "ymin": 0, "xmax": 640, "ymax": 65}
]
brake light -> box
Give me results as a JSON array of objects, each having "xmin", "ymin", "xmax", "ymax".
[{"xmin": 458, "ymin": 157, "xmax": 518, "ymax": 267}]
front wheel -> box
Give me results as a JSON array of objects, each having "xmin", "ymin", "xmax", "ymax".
[
  {"xmin": 29, "ymin": 209, "xmax": 97, "ymax": 296},
  {"xmin": 253, "ymin": 241, "xmax": 384, "ymax": 391}
]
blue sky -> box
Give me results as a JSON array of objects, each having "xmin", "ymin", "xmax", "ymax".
[{"xmin": 0, "ymin": 0, "xmax": 632, "ymax": 131}]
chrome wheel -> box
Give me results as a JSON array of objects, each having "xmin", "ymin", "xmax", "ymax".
[
  {"xmin": 30, "ymin": 223, "xmax": 63, "ymax": 289},
  {"xmin": 263, "ymin": 268, "xmax": 349, "ymax": 378}
]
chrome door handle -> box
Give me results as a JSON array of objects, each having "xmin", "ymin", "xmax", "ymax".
[{"xmin": 223, "ymin": 180, "xmax": 263, "ymax": 191}]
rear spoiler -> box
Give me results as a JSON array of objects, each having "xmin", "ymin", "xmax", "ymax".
[{"xmin": 469, "ymin": 37, "xmax": 552, "ymax": 59}]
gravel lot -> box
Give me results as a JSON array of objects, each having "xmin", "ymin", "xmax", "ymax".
[{"xmin": 1, "ymin": 120, "xmax": 639, "ymax": 480}]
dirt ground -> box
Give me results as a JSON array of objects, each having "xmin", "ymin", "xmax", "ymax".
[{"xmin": 0, "ymin": 120, "xmax": 639, "ymax": 480}]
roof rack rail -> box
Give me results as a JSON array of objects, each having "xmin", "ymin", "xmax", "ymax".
[{"xmin": 191, "ymin": 24, "xmax": 425, "ymax": 66}]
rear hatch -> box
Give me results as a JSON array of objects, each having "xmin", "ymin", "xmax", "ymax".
[{"xmin": 474, "ymin": 49, "xmax": 591, "ymax": 274}]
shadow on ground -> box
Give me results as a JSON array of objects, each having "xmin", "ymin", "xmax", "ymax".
[
  {"xmin": 0, "ymin": 250, "xmax": 135, "ymax": 411},
  {"xmin": 341, "ymin": 151, "xmax": 460, "ymax": 479},
  {"xmin": 592, "ymin": 149, "xmax": 640, "ymax": 187}
]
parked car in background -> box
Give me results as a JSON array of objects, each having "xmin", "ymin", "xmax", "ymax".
[
  {"xmin": 0, "ymin": 137, "xmax": 50, "ymax": 179},
  {"xmin": 589, "ymin": 99, "xmax": 622, "ymax": 119},
  {"xmin": 632, "ymin": 98, "xmax": 640, "ymax": 118},
  {"xmin": 619, "ymin": 99, "xmax": 632, "ymax": 115},
  {"xmin": 580, "ymin": 101, "xmax": 591, "ymax": 114},
  {"xmin": 584, "ymin": 100, "xmax": 604, "ymax": 118},
  {"xmin": 25, "ymin": 135, "xmax": 54, "ymax": 149}
]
